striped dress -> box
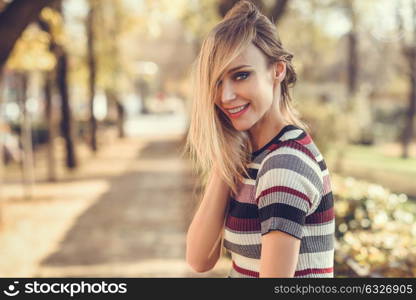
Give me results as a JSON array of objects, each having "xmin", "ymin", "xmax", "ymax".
[{"xmin": 223, "ymin": 124, "xmax": 334, "ymax": 278}]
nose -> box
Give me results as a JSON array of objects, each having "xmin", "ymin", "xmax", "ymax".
[{"xmin": 221, "ymin": 79, "xmax": 236, "ymax": 104}]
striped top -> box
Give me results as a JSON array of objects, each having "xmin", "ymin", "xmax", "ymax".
[{"xmin": 223, "ymin": 125, "xmax": 335, "ymax": 278}]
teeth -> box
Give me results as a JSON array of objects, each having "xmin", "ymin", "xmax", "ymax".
[{"xmin": 228, "ymin": 104, "xmax": 248, "ymax": 114}]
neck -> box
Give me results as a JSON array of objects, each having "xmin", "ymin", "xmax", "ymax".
[{"xmin": 249, "ymin": 101, "xmax": 289, "ymax": 152}]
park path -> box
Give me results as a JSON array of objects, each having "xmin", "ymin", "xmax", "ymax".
[{"xmin": 0, "ymin": 114, "xmax": 230, "ymax": 277}]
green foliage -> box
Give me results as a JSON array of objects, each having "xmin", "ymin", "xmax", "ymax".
[{"xmin": 333, "ymin": 174, "xmax": 416, "ymax": 277}]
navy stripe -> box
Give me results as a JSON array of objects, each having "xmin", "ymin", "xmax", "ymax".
[
  {"xmin": 313, "ymin": 192, "xmax": 334, "ymax": 213},
  {"xmin": 252, "ymin": 125, "xmax": 301, "ymax": 157},
  {"xmin": 294, "ymin": 130, "xmax": 307, "ymax": 140},
  {"xmin": 318, "ymin": 160, "xmax": 327, "ymax": 171},
  {"xmin": 229, "ymin": 198, "xmax": 258, "ymax": 219},
  {"xmin": 245, "ymin": 167, "xmax": 258, "ymax": 180},
  {"xmin": 223, "ymin": 240, "xmax": 260, "ymax": 259},
  {"xmin": 258, "ymin": 203, "xmax": 306, "ymax": 225}
]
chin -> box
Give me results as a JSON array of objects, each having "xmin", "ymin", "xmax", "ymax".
[{"xmin": 232, "ymin": 121, "xmax": 252, "ymax": 132}]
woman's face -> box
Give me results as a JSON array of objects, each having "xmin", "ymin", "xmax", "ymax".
[{"xmin": 214, "ymin": 43, "xmax": 285, "ymax": 132}]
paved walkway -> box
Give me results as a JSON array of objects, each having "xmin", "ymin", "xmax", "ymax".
[{"xmin": 0, "ymin": 128, "xmax": 230, "ymax": 277}]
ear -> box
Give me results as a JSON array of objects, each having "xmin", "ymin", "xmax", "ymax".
[{"xmin": 273, "ymin": 61, "xmax": 286, "ymax": 82}]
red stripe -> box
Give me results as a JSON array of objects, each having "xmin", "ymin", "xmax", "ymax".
[
  {"xmin": 232, "ymin": 261, "xmax": 333, "ymax": 277},
  {"xmin": 256, "ymin": 186, "xmax": 312, "ymax": 207},
  {"xmin": 226, "ymin": 216, "xmax": 261, "ymax": 231},
  {"xmin": 323, "ymin": 174, "xmax": 331, "ymax": 194},
  {"xmin": 294, "ymin": 267, "xmax": 333, "ymax": 277},
  {"xmin": 297, "ymin": 134, "xmax": 312, "ymax": 145},
  {"xmin": 305, "ymin": 207, "xmax": 334, "ymax": 224},
  {"xmin": 268, "ymin": 140, "xmax": 316, "ymax": 161},
  {"xmin": 232, "ymin": 261, "xmax": 259, "ymax": 277}
]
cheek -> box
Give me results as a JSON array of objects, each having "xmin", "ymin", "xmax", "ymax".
[{"xmin": 250, "ymin": 82, "xmax": 274, "ymax": 111}]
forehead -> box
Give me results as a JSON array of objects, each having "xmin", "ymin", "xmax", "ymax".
[{"xmin": 225, "ymin": 43, "xmax": 267, "ymax": 71}]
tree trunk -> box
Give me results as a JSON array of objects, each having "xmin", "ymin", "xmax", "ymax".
[
  {"xmin": 57, "ymin": 52, "xmax": 77, "ymax": 168},
  {"xmin": 107, "ymin": 0, "xmax": 125, "ymax": 139},
  {"xmin": 38, "ymin": 7, "xmax": 77, "ymax": 169},
  {"xmin": 399, "ymin": 0, "xmax": 416, "ymax": 158},
  {"xmin": 347, "ymin": 31, "xmax": 358, "ymax": 96},
  {"xmin": 218, "ymin": 0, "xmax": 289, "ymax": 24},
  {"xmin": 401, "ymin": 47, "xmax": 416, "ymax": 158},
  {"xmin": 44, "ymin": 71, "xmax": 57, "ymax": 181},
  {"xmin": 105, "ymin": 89, "xmax": 125, "ymax": 139},
  {"xmin": 17, "ymin": 72, "xmax": 35, "ymax": 200},
  {"xmin": 87, "ymin": 2, "xmax": 97, "ymax": 152},
  {"xmin": 268, "ymin": 0, "xmax": 290, "ymax": 24},
  {"xmin": 115, "ymin": 100, "xmax": 125, "ymax": 138},
  {"xmin": 0, "ymin": 0, "xmax": 58, "ymax": 72},
  {"xmin": 345, "ymin": 0, "xmax": 358, "ymax": 98},
  {"xmin": 0, "ymin": 75, "xmax": 4, "ymax": 208}
]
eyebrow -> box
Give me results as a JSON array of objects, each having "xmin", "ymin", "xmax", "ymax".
[{"xmin": 226, "ymin": 64, "xmax": 251, "ymax": 74}]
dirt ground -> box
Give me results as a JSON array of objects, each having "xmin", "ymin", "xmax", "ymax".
[{"xmin": 0, "ymin": 132, "xmax": 230, "ymax": 277}]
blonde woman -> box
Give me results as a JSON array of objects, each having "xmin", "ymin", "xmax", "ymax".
[{"xmin": 185, "ymin": 0, "xmax": 334, "ymax": 278}]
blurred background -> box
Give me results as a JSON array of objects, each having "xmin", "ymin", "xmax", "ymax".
[{"xmin": 0, "ymin": 0, "xmax": 415, "ymax": 278}]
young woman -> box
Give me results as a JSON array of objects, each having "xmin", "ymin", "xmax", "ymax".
[{"xmin": 185, "ymin": 0, "xmax": 334, "ymax": 278}]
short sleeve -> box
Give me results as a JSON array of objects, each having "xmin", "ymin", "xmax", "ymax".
[{"xmin": 255, "ymin": 142, "xmax": 323, "ymax": 239}]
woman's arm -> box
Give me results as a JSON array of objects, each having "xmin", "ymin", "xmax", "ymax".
[
  {"xmin": 259, "ymin": 231, "xmax": 301, "ymax": 277},
  {"xmin": 185, "ymin": 166, "xmax": 230, "ymax": 272}
]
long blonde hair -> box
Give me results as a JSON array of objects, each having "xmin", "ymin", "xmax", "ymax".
[{"xmin": 186, "ymin": 0, "xmax": 306, "ymax": 195}]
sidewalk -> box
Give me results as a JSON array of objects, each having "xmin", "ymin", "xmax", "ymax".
[{"xmin": 0, "ymin": 132, "xmax": 230, "ymax": 277}]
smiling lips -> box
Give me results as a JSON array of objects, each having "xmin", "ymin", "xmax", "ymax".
[{"xmin": 225, "ymin": 103, "xmax": 250, "ymax": 119}]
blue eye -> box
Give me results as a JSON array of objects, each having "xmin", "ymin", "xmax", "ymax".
[{"xmin": 234, "ymin": 71, "xmax": 250, "ymax": 81}]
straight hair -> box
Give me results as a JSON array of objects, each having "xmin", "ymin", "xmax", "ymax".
[{"xmin": 185, "ymin": 0, "xmax": 307, "ymax": 195}]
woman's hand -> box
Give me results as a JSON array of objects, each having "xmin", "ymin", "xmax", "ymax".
[{"xmin": 185, "ymin": 165, "xmax": 230, "ymax": 272}]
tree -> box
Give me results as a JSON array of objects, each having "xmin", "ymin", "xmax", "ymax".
[
  {"xmin": 86, "ymin": 0, "xmax": 98, "ymax": 152},
  {"xmin": 0, "ymin": 0, "xmax": 58, "ymax": 74},
  {"xmin": 344, "ymin": 0, "xmax": 359, "ymax": 97},
  {"xmin": 218, "ymin": 0, "xmax": 290, "ymax": 24},
  {"xmin": 397, "ymin": 0, "xmax": 416, "ymax": 158},
  {"xmin": 43, "ymin": 69, "xmax": 57, "ymax": 181},
  {"xmin": 107, "ymin": 1, "xmax": 126, "ymax": 139},
  {"xmin": 38, "ymin": 4, "xmax": 78, "ymax": 169},
  {"xmin": 94, "ymin": 0, "xmax": 131, "ymax": 138},
  {"xmin": 16, "ymin": 71, "xmax": 35, "ymax": 199}
]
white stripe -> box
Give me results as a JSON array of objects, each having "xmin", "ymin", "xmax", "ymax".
[
  {"xmin": 303, "ymin": 221, "xmax": 335, "ymax": 237},
  {"xmin": 224, "ymin": 229, "xmax": 261, "ymax": 246},
  {"xmin": 247, "ymin": 162, "xmax": 260, "ymax": 169},
  {"xmin": 255, "ymin": 168, "xmax": 320, "ymax": 202},
  {"xmin": 232, "ymin": 252, "xmax": 260, "ymax": 272},
  {"xmin": 322, "ymin": 169, "xmax": 329, "ymax": 176},
  {"xmin": 279, "ymin": 129, "xmax": 303, "ymax": 141},
  {"xmin": 263, "ymin": 146, "xmax": 321, "ymax": 176},
  {"xmin": 232, "ymin": 249, "xmax": 334, "ymax": 274},
  {"xmin": 316, "ymin": 153, "xmax": 323, "ymax": 162},
  {"xmin": 243, "ymin": 178, "xmax": 255, "ymax": 185},
  {"xmin": 296, "ymin": 249, "xmax": 334, "ymax": 270}
]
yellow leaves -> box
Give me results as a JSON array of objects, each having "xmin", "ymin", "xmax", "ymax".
[
  {"xmin": 6, "ymin": 6, "xmax": 67, "ymax": 72},
  {"xmin": 7, "ymin": 25, "xmax": 55, "ymax": 71},
  {"xmin": 40, "ymin": 7, "xmax": 66, "ymax": 45},
  {"xmin": 334, "ymin": 173, "xmax": 416, "ymax": 276},
  {"xmin": 367, "ymin": 247, "xmax": 386, "ymax": 265},
  {"xmin": 335, "ymin": 201, "xmax": 349, "ymax": 218}
]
